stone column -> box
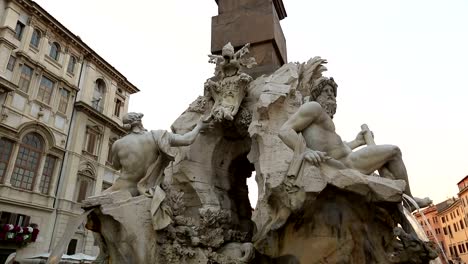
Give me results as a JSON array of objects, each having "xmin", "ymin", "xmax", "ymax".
[
  {"xmin": 211, "ymin": 0, "xmax": 287, "ymax": 77},
  {"xmin": 3, "ymin": 142, "xmax": 19, "ymax": 186}
]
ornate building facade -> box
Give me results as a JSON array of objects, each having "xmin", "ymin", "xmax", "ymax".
[{"xmin": 0, "ymin": 0, "xmax": 138, "ymax": 261}]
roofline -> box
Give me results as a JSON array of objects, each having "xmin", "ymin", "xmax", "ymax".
[
  {"xmin": 14, "ymin": 0, "xmax": 140, "ymax": 94},
  {"xmin": 437, "ymin": 199, "xmax": 460, "ymax": 214},
  {"xmin": 457, "ymin": 175, "xmax": 468, "ymax": 185}
]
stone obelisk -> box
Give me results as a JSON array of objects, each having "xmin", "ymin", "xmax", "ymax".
[{"xmin": 211, "ymin": 0, "xmax": 287, "ymax": 77}]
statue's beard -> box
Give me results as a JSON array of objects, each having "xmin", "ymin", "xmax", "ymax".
[{"xmin": 317, "ymin": 99, "xmax": 337, "ymax": 119}]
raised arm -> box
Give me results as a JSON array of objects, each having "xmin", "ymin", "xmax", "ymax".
[
  {"xmin": 170, "ymin": 120, "xmax": 208, "ymax": 147},
  {"xmin": 111, "ymin": 141, "xmax": 122, "ymax": 171},
  {"xmin": 279, "ymin": 102, "xmax": 321, "ymax": 150}
]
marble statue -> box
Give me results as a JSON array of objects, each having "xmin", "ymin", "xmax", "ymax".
[
  {"xmin": 103, "ymin": 112, "xmax": 207, "ymax": 231},
  {"xmin": 278, "ymin": 75, "xmax": 432, "ymax": 210},
  {"xmin": 68, "ymin": 53, "xmax": 439, "ymax": 264},
  {"xmin": 247, "ymin": 57, "xmax": 438, "ymax": 263},
  {"xmin": 104, "ymin": 112, "xmax": 207, "ymax": 197},
  {"xmin": 205, "ymin": 42, "xmax": 256, "ymax": 123}
]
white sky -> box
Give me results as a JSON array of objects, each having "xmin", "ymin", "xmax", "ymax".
[{"xmin": 35, "ymin": 0, "xmax": 468, "ymax": 206}]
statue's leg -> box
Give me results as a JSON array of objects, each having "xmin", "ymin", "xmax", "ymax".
[
  {"xmin": 347, "ymin": 145, "xmax": 431, "ymax": 208},
  {"xmin": 346, "ymin": 145, "xmax": 411, "ymax": 195}
]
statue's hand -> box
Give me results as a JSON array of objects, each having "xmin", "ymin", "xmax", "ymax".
[
  {"xmin": 355, "ymin": 129, "xmax": 373, "ymax": 146},
  {"xmin": 303, "ymin": 149, "xmax": 329, "ymax": 166},
  {"xmin": 196, "ymin": 118, "xmax": 211, "ymax": 132}
]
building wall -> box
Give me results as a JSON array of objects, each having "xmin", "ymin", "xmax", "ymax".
[
  {"xmin": 0, "ymin": 0, "xmax": 138, "ymax": 259},
  {"xmin": 0, "ymin": 0, "xmax": 76, "ymax": 257},
  {"xmin": 439, "ymin": 200, "xmax": 468, "ymax": 263},
  {"xmin": 414, "ymin": 205, "xmax": 448, "ymax": 263}
]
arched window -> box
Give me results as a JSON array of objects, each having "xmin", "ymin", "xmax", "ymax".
[
  {"xmin": 92, "ymin": 79, "xmax": 106, "ymax": 112},
  {"xmin": 30, "ymin": 29, "xmax": 41, "ymax": 48},
  {"xmin": 49, "ymin": 42, "xmax": 60, "ymax": 60},
  {"xmin": 11, "ymin": 133, "xmax": 44, "ymax": 190},
  {"xmin": 67, "ymin": 56, "xmax": 76, "ymax": 74}
]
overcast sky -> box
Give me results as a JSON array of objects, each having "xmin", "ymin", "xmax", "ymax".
[{"xmin": 35, "ymin": 0, "xmax": 468, "ymax": 206}]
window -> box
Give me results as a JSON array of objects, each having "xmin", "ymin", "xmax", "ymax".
[
  {"xmin": 443, "ymin": 227, "xmax": 448, "ymax": 235},
  {"xmin": 92, "ymin": 79, "xmax": 105, "ymax": 112},
  {"xmin": 37, "ymin": 76, "xmax": 55, "ymax": 104},
  {"xmin": 6, "ymin": 55, "xmax": 16, "ymax": 71},
  {"xmin": 10, "ymin": 133, "xmax": 44, "ymax": 190},
  {"xmin": 15, "ymin": 21, "xmax": 25, "ymax": 40},
  {"xmin": 58, "ymin": 88, "xmax": 70, "ymax": 113},
  {"xmin": 18, "ymin": 65, "xmax": 33, "ymax": 93},
  {"xmin": 30, "ymin": 29, "xmax": 41, "ymax": 48},
  {"xmin": 86, "ymin": 132, "xmax": 97, "ymax": 154},
  {"xmin": 454, "ymin": 223, "xmax": 458, "ymax": 232},
  {"xmin": 0, "ymin": 138, "xmax": 14, "ymax": 183},
  {"xmin": 459, "ymin": 245, "xmax": 463, "ymax": 254},
  {"xmin": 77, "ymin": 179, "xmax": 89, "ymax": 202},
  {"xmin": 448, "ymin": 225, "xmax": 453, "ymax": 236},
  {"xmin": 39, "ymin": 155, "xmax": 56, "ymax": 194},
  {"xmin": 114, "ymin": 98, "xmax": 122, "ymax": 117},
  {"xmin": 67, "ymin": 239, "xmax": 78, "ymax": 255},
  {"xmin": 461, "ymin": 220, "xmax": 465, "ymax": 229},
  {"xmin": 442, "ymin": 216, "xmax": 445, "ymax": 223},
  {"xmin": 457, "ymin": 209, "xmax": 460, "ymax": 216},
  {"xmin": 49, "ymin": 42, "xmax": 60, "ymax": 60},
  {"xmin": 84, "ymin": 126, "xmax": 101, "ymax": 156},
  {"xmin": 0, "ymin": 212, "xmax": 30, "ymax": 226},
  {"xmin": 67, "ymin": 56, "xmax": 76, "ymax": 74}
]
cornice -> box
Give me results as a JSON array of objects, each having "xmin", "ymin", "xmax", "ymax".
[
  {"xmin": 11, "ymin": 0, "xmax": 140, "ymax": 94},
  {"xmin": 0, "ymin": 76, "xmax": 18, "ymax": 94},
  {"xmin": 74, "ymin": 101, "xmax": 126, "ymax": 136}
]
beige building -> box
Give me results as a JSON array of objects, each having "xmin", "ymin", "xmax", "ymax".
[
  {"xmin": 0, "ymin": 0, "xmax": 138, "ymax": 261},
  {"xmin": 414, "ymin": 205, "xmax": 448, "ymax": 263},
  {"xmin": 437, "ymin": 198, "xmax": 468, "ymax": 263}
]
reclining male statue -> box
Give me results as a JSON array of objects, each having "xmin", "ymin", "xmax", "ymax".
[{"xmin": 278, "ymin": 76, "xmax": 431, "ymax": 209}]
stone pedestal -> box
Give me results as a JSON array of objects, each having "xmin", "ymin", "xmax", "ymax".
[{"xmin": 212, "ymin": 0, "xmax": 287, "ymax": 77}]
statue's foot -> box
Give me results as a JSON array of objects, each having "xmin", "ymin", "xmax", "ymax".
[{"xmin": 408, "ymin": 197, "xmax": 432, "ymax": 212}]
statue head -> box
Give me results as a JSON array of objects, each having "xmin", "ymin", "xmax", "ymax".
[
  {"xmin": 221, "ymin": 42, "xmax": 240, "ymax": 77},
  {"xmin": 310, "ymin": 77, "xmax": 338, "ymax": 118},
  {"xmin": 222, "ymin": 42, "xmax": 235, "ymax": 60},
  {"xmin": 123, "ymin": 112, "xmax": 145, "ymax": 132}
]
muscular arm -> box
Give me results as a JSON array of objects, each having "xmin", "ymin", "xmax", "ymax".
[
  {"xmin": 170, "ymin": 121, "xmax": 205, "ymax": 147},
  {"xmin": 111, "ymin": 142, "xmax": 122, "ymax": 170},
  {"xmin": 278, "ymin": 102, "xmax": 322, "ymax": 150},
  {"xmin": 345, "ymin": 140, "xmax": 362, "ymax": 150}
]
